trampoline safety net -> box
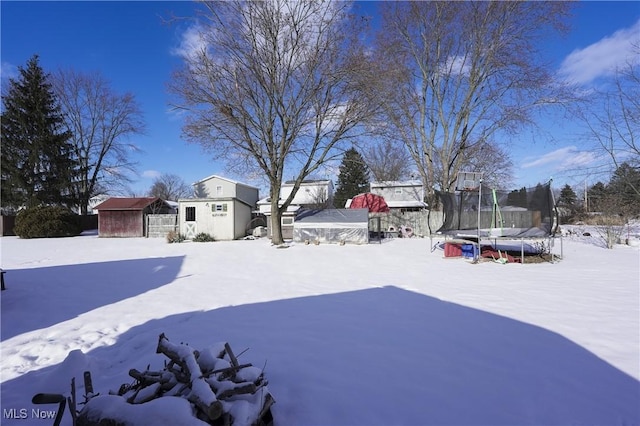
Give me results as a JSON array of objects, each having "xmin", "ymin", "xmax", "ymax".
[{"xmin": 437, "ymin": 182, "xmax": 558, "ymax": 238}]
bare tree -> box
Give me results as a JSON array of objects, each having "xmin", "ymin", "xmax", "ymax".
[
  {"xmin": 306, "ymin": 185, "xmax": 332, "ymax": 209},
  {"xmin": 459, "ymin": 141, "xmax": 514, "ymax": 190},
  {"xmin": 148, "ymin": 173, "xmax": 193, "ymax": 201},
  {"xmin": 577, "ymin": 46, "xmax": 640, "ymax": 196},
  {"xmin": 369, "ymin": 2, "xmax": 572, "ymax": 205},
  {"xmin": 53, "ymin": 69, "xmax": 145, "ymax": 215},
  {"xmin": 169, "ymin": 0, "xmax": 372, "ymax": 244},
  {"xmin": 363, "ymin": 138, "xmax": 411, "ymax": 182}
]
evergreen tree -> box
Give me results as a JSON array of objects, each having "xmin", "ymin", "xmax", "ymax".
[
  {"xmin": 333, "ymin": 148, "xmax": 370, "ymax": 209},
  {"xmin": 506, "ymin": 187, "xmax": 528, "ymax": 208},
  {"xmin": 1, "ymin": 55, "xmax": 78, "ymax": 210},
  {"xmin": 558, "ymin": 184, "xmax": 578, "ymax": 209},
  {"xmin": 528, "ymin": 183, "xmax": 548, "ymax": 212},
  {"xmin": 607, "ymin": 162, "xmax": 640, "ymax": 215},
  {"xmin": 587, "ymin": 182, "xmax": 607, "ymax": 212}
]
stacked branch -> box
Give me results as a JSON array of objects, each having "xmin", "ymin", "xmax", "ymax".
[{"xmin": 83, "ymin": 333, "xmax": 274, "ymax": 426}]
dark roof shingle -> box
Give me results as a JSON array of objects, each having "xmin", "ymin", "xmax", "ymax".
[{"xmin": 94, "ymin": 197, "xmax": 162, "ymax": 211}]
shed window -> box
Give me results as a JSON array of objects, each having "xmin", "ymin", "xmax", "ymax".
[
  {"xmin": 214, "ymin": 203, "xmax": 228, "ymax": 212},
  {"xmin": 216, "ymin": 185, "xmax": 223, "ymax": 196},
  {"xmin": 185, "ymin": 206, "xmax": 196, "ymax": 222},
  {"xmin": 282, "ymin": 217, "xmax": 293, "ymax": 225}
]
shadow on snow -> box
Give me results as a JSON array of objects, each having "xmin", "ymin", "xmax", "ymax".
[
  {"xmin": 0, "ymin": 256, "xmax": 185, "ymax": 341},
  {"xmin": 3, "ymin": 286, "xmax": 638, "ymax": 425}
]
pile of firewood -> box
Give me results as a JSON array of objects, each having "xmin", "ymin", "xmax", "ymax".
[{"xmin": 79, "ymin": 333, "xmax": 274, "ymax": 426}]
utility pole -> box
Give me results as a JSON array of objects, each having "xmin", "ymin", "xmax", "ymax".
[{"xmin": 584, "ymin": 179, "xmax": 588, "ymax": 212}]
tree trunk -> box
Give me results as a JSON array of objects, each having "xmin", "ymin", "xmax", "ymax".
[
  {"xmin": 270, "ymin": 203, "xmax": 284, "ymax": 245},
  {"xmin": 270, "ymin": 179, "xmax": 285, "ymax": 245}
]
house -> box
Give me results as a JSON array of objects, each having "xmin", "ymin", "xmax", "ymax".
[
  {"xmin": 192, "ymin": 174, "xmax": 259, "ymax": 207},
  {"xmin": 94, "ymin": 197, "xmax": 175, "ymax": 237},
  {"xmin": 369, "ymin": 180, "xmax": 428, "ymax": 211},
  {"xmin": 256, "ymin": 179, "xmax": 334, "ymax": 239},
  {"xmin": 178, "ymin": 175, "xmax": 260, "ymax": 241}
]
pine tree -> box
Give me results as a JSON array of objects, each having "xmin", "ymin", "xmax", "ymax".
[
  {"xmin": 558, "ymin": 184, "xmax": 578, "ymax": 209},
  {"xmin": 528, "ymin": 183, "xmax": 547, "ymax": 212},
  {"xmin": 587, "ymin": 182, "xmax": 607, "ymax": 212},
  {"xmin": 333, "ymin": 148, "xmax": 370, "ymax": 209},
  {"xmin": 507, "ymin": 187, "xmax": 528, "ymax": 208},
  {"xmin": 1, "ymin": 55, "xmax": 78, "ymax": 211},
  {"xmin": 607, "ymin": 162, "xmax": 640, "ymax": 215}
]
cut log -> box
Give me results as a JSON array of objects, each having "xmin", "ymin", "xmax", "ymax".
[
  {"xmin": 207, "ymin": 363, "xmax": 253, "ymax": 380},
  {"xmin": 187, "ymin": 380, "xmax": 223, "ymax": 420},
  {"xmin": 224, "ymin": 342, "xmax": 239, "ymax": 368},
  {"xmin": 216, "ymin": 382, "xmax": 257, "ymax": 400},
  {"xmin": 156, "ymin": 334, "xmax": 223, "ymax": 421},
  {"xmin": 133, "ymin": 383, "xmax": 161, "ymax": 404}
]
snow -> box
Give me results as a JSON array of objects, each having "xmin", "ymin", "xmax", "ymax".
[{"xmin": 1, "ymin": 228, "xmax": 639, "ymax": 425}]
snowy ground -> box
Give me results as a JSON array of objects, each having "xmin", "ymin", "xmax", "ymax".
[{"xmin": 1, "ymin": 228, "xmax": 639, "ymax": 425}]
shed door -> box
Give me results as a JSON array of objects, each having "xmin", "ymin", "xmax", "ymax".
[
  {"xmin": 184, "ymin": 222, "xmax": 197, "ymax": 239},
  {"xmin": 184, "ymin": 206, "xmax": 197, "ymax": 239}
]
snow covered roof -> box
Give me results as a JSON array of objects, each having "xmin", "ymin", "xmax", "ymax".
[
  {"xmin": 283, "ymin": 179, "xmax": 332, "ymax": 186},
  {"xmin": 385, "ymin": 200, "xmax": 428, "ymax": 208},
  {"xmin": 256, "ymin": 198, "xmax": 301, "ymax": 215},
  {"xmin": 370, "ymin": 180, "xmax": 423, "ymax": 188}
]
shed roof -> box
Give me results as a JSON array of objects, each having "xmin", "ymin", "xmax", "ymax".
[{"xmin": 94, "ymin": 197, "xmax": 165, "ymax": 211}]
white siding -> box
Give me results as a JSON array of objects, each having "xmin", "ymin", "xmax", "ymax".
[
  {"xmin": 179, "ymin": 199, "xmax": 239, "ymax": 241},
  {"xmin": 370, "ymin": 182, "xmax": 424, "ymax": 203},
  {"xmin": 193, "ymin": 175, "xmax": 259, "ymax": 209}
]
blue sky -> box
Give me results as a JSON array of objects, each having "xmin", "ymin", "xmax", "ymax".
[{"xmin": 1, "ymin": 1, "xmax": 639, "ymax": 196}]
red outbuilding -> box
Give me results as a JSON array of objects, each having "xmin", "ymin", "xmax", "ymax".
[{"xmin": 94, "ymin": 197, "xmax": 174, "ymax": 237}]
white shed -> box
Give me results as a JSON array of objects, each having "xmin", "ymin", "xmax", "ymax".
[{"xmin": 178, "ymin": 197, "xmax": 253, "ymax": 241}]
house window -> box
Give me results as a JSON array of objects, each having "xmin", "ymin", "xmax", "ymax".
[
  {"xmin": 216, "ymin": 185, "xmax": 223, "ymax": 196},
  {"xmin": 282, "ymin": 217, "xmax": 293, "ymax": 226},
  {"xmin": 185, "ymin": 206, "xmax": 196, "ymax": 222},
  {"xmin": 214, "ymin": 203, "xmax": 228, "ymax": 212}
]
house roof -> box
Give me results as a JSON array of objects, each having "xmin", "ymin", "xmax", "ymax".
[
  {"xmin": 385, "ymin": 200, "xmax": 428, "ymax": 208},
  {"xmin": 93, "ymin": 197, "xmax": 167, "ymax": 211},
  {"xmin": 192, "ymin": 174, "xmax": 259, "ymax": 190},
  {"xmin": 370, "ymin": 180, "xmax": 422, "ymax": 188},
  {"xmin": 283, "ymin": 179, "xmax": 332, "ymax": 186},
  {"xmin": 256, "ymin": 197, "xmax": 301, "ymax": 214}
]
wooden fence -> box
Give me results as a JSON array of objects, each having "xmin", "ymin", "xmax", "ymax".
[
  {"xmin": 146, "ymin": 214, "xmax": 178, "ymax": 238},
  {"xmin": 369, "ymin": 210, "xmax": 444, "ymax": 237}
]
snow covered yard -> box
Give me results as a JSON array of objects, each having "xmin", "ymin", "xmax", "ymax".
[{"xmin": 1, "ymin": 232, "xmax": 639, "ymax": 425}]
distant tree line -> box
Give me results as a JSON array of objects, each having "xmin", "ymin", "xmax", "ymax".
[{"xmin": 554, "ymin": 162, "xmax": 640, "ymax": 221}]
